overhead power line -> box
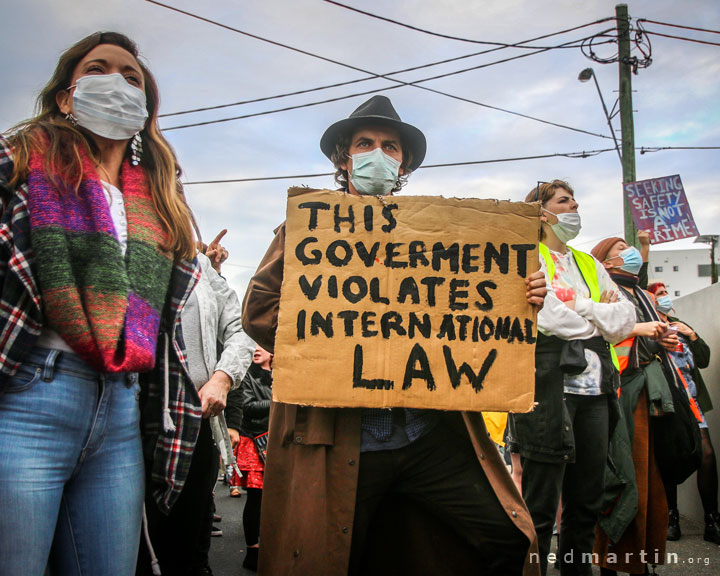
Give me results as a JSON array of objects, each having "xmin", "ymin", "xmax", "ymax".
[
  {"xmin": 182, "ymin": 148, "xmax": 618, "ymax": 185},
  {"xmin": 161, "ymin": 31, "xmax": 615, "ymax": 119},
  {"xmin": 146, "ymin": 0, "xmax": 374, "ymax": 79},
  {"xmin": 160, "ymin": 76, "xmax": 372, "ymax": 118},
  {"xmin": 638, "ymin": 146, "xmax": 720, "ymax": 153},
  {"xmin": 163, "ymin": 39, "xmax": 619, "ymax": 136},
  {"xmin": 181, "ymin": 145, "xmax": 720, "ymax": 186},
  {"xmin": 636, "ymin": 19, "xmax": 720, "ymax": 36},
  {"xmin": 164, "ymin": 85, "xmax": 402, "ymax": 130},
  {"xmin": 184, "ymin": 172, "xmax": 333, "ymax": 185},
  {"xmin": 161, "ymin": 39, "xmax": 619, "ymax": 139},
  {"xmin": 581, "ymin": 20, "xmax": 653, "ymax": 70},
  {"xmin": 640, "ymin": 30, "xmax": 720, "ymax": 47},
  {"xmin": 148, "ymin": 0, "xmax": 614, "ymax": 140},
  {"xmin": 322, "ymin": 0, "xmax": 616, "ymax": 46},
  {"xmin": 163, "ymin": 48, "xmax": 615, "ymax": 139}
]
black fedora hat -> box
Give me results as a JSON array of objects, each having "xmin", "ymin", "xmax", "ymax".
[{"xmin": 320, "ymin": 95, "xmax": 427, "ymax": 172}]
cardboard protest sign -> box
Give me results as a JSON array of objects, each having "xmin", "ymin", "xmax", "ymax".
[
  {"xmin": 624, "ymin": 175, "xmax": 698, "ymax": 244},
  {"xmin": 273, "ymin": 189, "xmax": 541, "ymax": 413}
]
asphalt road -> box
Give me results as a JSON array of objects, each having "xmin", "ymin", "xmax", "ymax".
[
  {"xmin": 209, "ymin": 479, "xmax": 256, "ymax": 576},
  {"xmin": 627, "ymin": 516, "xmax": 720, "ymax": 576},
  {"xmin": 209, "ymin": 481, "xmax": 720, "ymax": 575}
]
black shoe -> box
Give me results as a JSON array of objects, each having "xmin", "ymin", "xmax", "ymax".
[
  {"xmin": 211, "ymin": 525, "xmax": 223, "ymax": 537},
  {"xmin": 667, "ymin": 509, "xmax": 681, "ymax": 541},
  {"xmin": 243, "ymin": 547, "xmax": 259, "ymax": 572},
  {"xmin": 704, "ymin": 512, "xmax": 720, "ymax": 544},
  {"xmin": 213, "ymin": 513, "xmax": 222, "ymax": 522}
]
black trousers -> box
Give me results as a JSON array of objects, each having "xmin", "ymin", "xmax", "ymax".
[
  {"xmin": 349, "ymin": 423, "xmax": 528, "ymax": 576},
  {"xmin": 521, "ymin": 394, "xmax": 609, "ymax": 576},
  {"xmin": 137, "ymin": 418, "xmax": 219, "ymax": 576}
]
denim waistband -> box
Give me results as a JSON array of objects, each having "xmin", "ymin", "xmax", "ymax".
[{"xmin": 24, "ymin": 347, "xmax": 138, "ymax": 386}]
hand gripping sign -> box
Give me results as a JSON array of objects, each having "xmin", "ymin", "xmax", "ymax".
[{"xmin": 273, "ymin": 189, "xmax": 541, "ymax": 413}]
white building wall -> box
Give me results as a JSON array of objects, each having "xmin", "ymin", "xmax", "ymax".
[
  {"xmin": 648, "ymin": 248, "xmax": 717, "ymax": 297},
  {"xmin": 673, "ymin": 283, "xmax": 720, "ymax": 523}
]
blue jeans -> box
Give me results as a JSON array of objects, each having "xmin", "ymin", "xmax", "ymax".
[{"xmin": 0, "ymin": 347, "xmax": 144, "ymax": 576}]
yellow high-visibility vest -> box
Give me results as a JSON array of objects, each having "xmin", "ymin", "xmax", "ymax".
[{"xmin": 539, "ymin": 243, "xmax": 620, "ymax": 370}]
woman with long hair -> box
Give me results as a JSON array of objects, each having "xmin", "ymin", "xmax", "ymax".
[{"xmin": 0, "ymin": 32, "xmax": 200, "ymax": 575}]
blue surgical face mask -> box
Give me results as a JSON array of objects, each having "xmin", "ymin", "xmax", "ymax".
[
  {"xmin": 614, "ymin": 246, "xmax": 643, "ymax": 275},
  {"xmin": 349, "ymin": 147, "xmax": 400, "ymax": 196},
  {"xmin": 656, "ymin": 295, "xmax": 673, "ymax": 314}
]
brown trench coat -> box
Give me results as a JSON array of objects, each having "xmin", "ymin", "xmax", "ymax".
[
  {"xmin": 593, "ymin": 389, "xmax": 668, "ymax": 572},
  {"xmin": 243, "ymin": 222, "xmax": 540, "ymax": 576}
]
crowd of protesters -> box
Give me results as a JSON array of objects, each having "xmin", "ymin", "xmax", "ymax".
[{"xmin": 0, "ymin": 31, "xmax": 717, "ymax": 576}]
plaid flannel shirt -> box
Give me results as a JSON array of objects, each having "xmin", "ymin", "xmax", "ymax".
[
  {"xmin": 0, "ymin": 135, "xmax": 203, "ymax": 513},
  {"xmin": 0, "ymin": 136, "xmax": 43, "ymax": 386},
  {"xmin": 140, "ymin": 258, "xmax": 202, "ymax": 514}
]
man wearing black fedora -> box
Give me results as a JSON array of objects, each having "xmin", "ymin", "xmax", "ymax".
[
  {"xmin": 242, "ymin": 95, "xmax": 543, "ymax": 576},
  {"xmin": 319, "ymin": 95, "xmax": 426, "ymax": 197}
]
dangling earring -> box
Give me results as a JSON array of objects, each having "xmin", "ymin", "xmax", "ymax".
[
  {"xmin": 65, "ymin": 113, "xmax": 78, "ymax": 126},
  {"xmin": 130, "ymin": 132, "xmax": 143, "ymax": 166}
]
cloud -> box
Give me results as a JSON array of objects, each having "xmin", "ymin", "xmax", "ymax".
[{"xmin": 3, "ymin": 0, "xmax": 718, "ymax": 279}]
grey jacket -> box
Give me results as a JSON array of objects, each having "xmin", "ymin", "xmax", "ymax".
[
  {"xmin": 182, "ymin": 252, "xmax": 255, "ymax": 466},
  {"xmin": 184, "ymin": 253, "xmax": 255, "ymax": 390}
]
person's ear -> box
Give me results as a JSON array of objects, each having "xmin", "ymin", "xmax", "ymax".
[
  {"xmin": 56, "ymin": 89, "xmax": 72, "ymax": 115},
  {"xmin": 540, "ymin": 209, "xmax": 557, "ymax": 225}
]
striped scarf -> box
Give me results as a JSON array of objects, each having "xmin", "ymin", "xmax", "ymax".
[{"xmin": 26, "ymin": 140, "xmax": 173, "ymax": 373}]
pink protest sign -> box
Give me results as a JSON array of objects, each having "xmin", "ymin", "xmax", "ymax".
[{"xmin": 623, "ymin": 175, "xmax": 698, "ymax": 244}]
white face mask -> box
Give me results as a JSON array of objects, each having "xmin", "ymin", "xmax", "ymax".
[
  {"xmin": 349, "ymin": 148, "xmax": 400, "ymax": 196},
  {"xmin": 72, "ymin": 73, "xmax": 148, "ymax": 140},
  {"xmin": 544, "ymin": 209, "xmax": 582, "ymax": 243}
]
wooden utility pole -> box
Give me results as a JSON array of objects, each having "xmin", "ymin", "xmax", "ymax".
[{"xmin": 616, "ymin": 4, "xmax": 639, "ymax": 248}]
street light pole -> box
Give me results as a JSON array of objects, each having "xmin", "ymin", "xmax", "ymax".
[
  {"xmin": 578, "ymin": 68, "xmax": 622, "ymax": 165},
  {"xmin": 616, "ymin": 3, "xmax": 639, "ymax": 248}
]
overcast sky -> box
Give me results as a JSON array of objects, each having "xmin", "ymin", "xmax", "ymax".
[{"xmin": 2, "ymin": 0, "xmax": 718, "ymax": 296}]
